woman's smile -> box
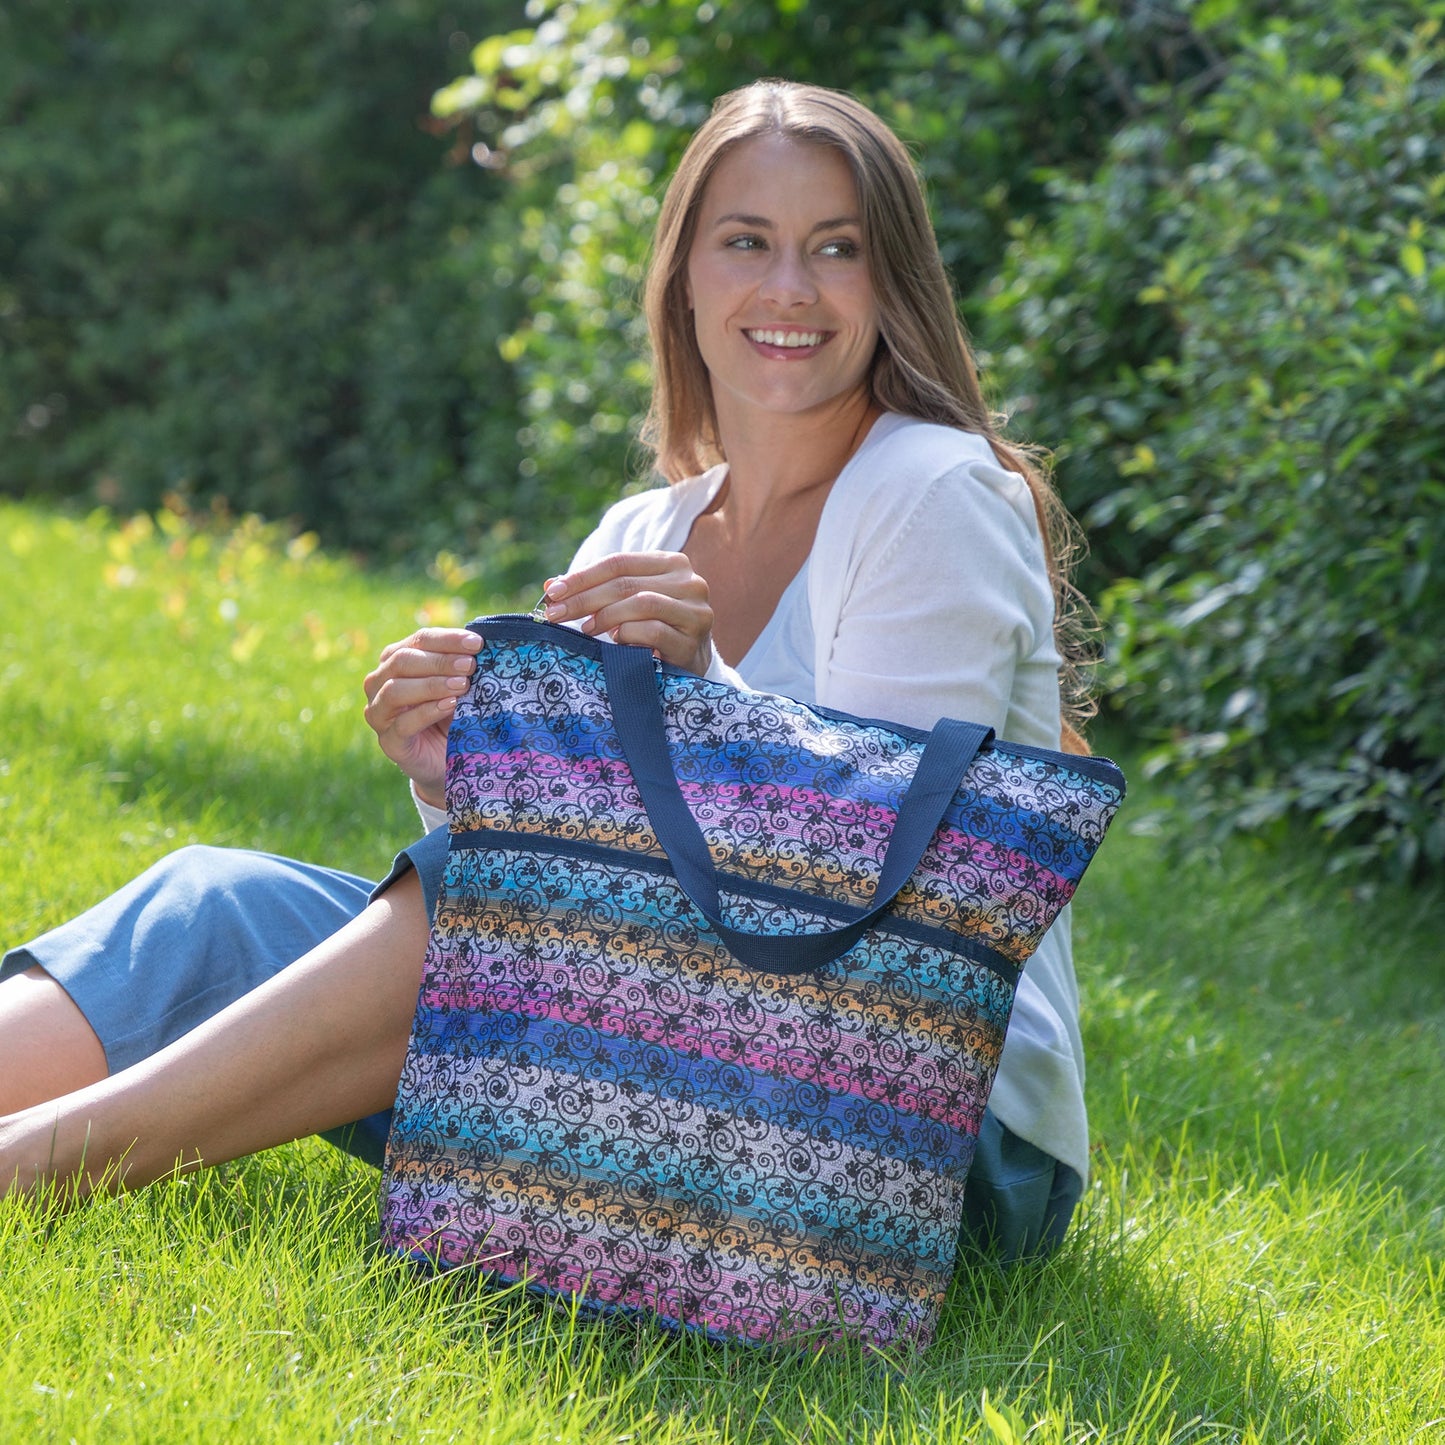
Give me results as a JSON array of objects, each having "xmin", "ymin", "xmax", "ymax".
[{"xmin": 744, "ymin": 327, "xmax": 830, "ymax": 351}]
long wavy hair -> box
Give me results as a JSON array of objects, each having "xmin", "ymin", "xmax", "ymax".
[{"xmin": 640, "ymin": 80, "xmax": 1095, "ymax": 749}]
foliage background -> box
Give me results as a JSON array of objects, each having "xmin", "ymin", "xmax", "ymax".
[{"xmin": 3, "ymin": 0, "xmax": 1442, "ymax": 875}]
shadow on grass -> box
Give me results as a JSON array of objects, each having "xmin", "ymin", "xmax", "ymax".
[
  {"xmin": 927, "ymin": 1212, "xmax": 1344, "ymax": 1442},
  {"xmin": 253, "ymin": 1167, "xmax": 1347, "ymax": 1443},
  {"xmin": 1075, "ymin": 765, "xmax": 1445, "ymax": 1213}
]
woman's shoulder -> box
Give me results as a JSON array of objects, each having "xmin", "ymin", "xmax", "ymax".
[
  {"xmin": 834, "ymin": 414, "xmax": 1035, "ymax": 532},
  {"xmin": 863, "ymin": 413, "xmax": 999, "ymax": 472}
]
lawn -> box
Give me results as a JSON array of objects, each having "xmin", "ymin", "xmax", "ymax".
[{"xmin": 2, "ymin": 500, "xmax": 1441, "ymax": 1443}]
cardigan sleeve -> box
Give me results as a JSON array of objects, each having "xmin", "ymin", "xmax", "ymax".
[
  {"xmin": 410, "ymin": 781, "xmax": 449, "ymax": 835},
  {"xmin": 810, "ymin": 437, "xmax": 1089, "ymax": 1184},
  {"xmin": 812, "ymin": 459, "xmax": 1060, "ymax": 741}
]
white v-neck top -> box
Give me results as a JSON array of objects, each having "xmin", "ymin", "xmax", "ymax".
[
  {"xmin": 416, "ymin": 414, "xmax": 1088, "ymax": 1182},
  {"xmin": 737, "ymin": 557, "xmax": 815, "ymax": 700}
]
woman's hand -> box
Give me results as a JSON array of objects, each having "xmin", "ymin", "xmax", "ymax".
[
  {"xmin": 543, "ymin": 551, "xmax": 715, "ymax": 676},
  {"xmin": 363, "ymin": 627, "xmax": 482, "ymax": 808}
]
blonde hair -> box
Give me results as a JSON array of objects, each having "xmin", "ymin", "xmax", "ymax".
[{"xmin": 640, "ymin": 80, "xmax": 1094, "ymax": 749}]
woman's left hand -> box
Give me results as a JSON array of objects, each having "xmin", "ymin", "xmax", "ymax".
[{"xmin": 541, "ymin": 551, "xmax": 714, "ymax": 676}]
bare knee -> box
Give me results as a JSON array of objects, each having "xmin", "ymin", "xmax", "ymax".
[{"xmin": 0, "ymin": 966, "xmax": 108, "ymax": 1113}]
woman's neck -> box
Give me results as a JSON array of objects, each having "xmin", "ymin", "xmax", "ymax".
[{"xmin": 712, "ymin": 391, "xmax": 883, "ymax": 533}]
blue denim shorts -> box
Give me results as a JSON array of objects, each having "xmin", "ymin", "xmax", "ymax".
[{"xmin": 4, "ymin": 824, "xmax": 1079, "ymax": 1259}]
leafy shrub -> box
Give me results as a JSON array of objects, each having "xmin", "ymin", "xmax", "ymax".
[
  {"xmin": 0, "ymin": 0, "xmax": 529, "ymax": 568},
  {"xmin": 1101, "ymin": 18, "xmax": 1445, "ymax": 875},
  {"xmin": 877, "ymin": 0, "xmax": 1225, "ymax": 287},
  {"xmin": 977, "ymin": 1, "xmax": 1443, "ymax": 587},
  {"xmin": 973, "ymin": 4, "xmax": 1445, "ymax": 873}
]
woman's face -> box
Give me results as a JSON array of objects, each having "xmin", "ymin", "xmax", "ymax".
[{"xmin": 685, "ymin": 135, "xmax": 880, "ymax": 433}]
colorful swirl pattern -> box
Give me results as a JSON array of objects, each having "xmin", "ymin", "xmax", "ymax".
[{"xmin": 379, "ymin": 629, "xmax": 1124, "ymax": 1349}]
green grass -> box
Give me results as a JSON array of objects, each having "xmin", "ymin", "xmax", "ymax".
[{"xmin": 3, "ymin": 498, "xmax": 1442, "ymax": 1443}]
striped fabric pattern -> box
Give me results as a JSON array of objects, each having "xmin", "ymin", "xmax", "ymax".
[{"xmin": 379, "ymin": 622, "xmax": 1124, "ymax": 1348}]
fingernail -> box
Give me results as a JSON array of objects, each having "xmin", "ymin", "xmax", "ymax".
[
  {"xmin": 452, "ymin": 655, "xmax": 474, "ymax": 673},
  {"xmin": 544, "ymin": 578, "xmax": 565, "ymax": 599},
  {"xmin": 545, "ymin": 603, "xmax": 564, "ymax": 620},
  {"xmin": 448, "ymin": 676, "xmax": 467, "ymax": 692}
]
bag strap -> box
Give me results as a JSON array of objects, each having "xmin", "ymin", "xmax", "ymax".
[{"xmin": 602, "ymin": 641, "xmax": 993, "ymax": 974}]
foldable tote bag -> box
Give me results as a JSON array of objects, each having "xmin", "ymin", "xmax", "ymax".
[{"xmin": 379, "ymin": 617, "xmax": 1126, "ymax": 1349}]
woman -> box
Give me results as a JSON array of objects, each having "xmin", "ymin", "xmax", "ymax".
[{"xmin": 0, "ymin": 80, "xmax": 1090, "ymax": 1259}]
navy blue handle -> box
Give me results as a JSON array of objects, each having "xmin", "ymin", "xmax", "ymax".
[{"xmin": 601, "ymin": 642, "xmax": 992, "ymax": 974}]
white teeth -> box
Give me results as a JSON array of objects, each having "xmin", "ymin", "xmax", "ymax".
[{"xmin": 747, "ymin": 329, "xmax": 825, "ymax": 348}]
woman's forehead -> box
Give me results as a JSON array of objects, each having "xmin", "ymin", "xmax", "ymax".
[{"xmin": 697, "ymin": 135, "xmax": 858, "ymax": 219}]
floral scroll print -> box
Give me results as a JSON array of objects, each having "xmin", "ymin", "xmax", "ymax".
[{"xmin": 380, "ymin": 626, "xmax": 1125, "ymax": 1349}]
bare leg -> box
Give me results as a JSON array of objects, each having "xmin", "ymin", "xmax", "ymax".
[
  {"xmin": 0, "ymin": 871, "xmax": 428, "ymax": 1201},
  {"xmin": 0, "ymin": 967, "xmax": 109, "ymax": 1112}
]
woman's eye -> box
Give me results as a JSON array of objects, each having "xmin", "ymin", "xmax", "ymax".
[
  {"xmin": 725, "ymin": 234, "xmax": 766, "ymax": 252},
  {"xmin": 818, "ymin": 238, "xmax": 860, "ymax": 259}
]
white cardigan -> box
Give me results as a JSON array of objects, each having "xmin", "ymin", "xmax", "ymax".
[{"xmin": 417, "ymin": 413, "xmax": 1089, "ymax": 1184}]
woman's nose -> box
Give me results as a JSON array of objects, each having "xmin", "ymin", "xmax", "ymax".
[{"xmin": 758, "ymin": 249, "xmax": 819, "ymax": 306}]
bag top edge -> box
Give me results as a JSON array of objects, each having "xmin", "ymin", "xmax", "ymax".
[{"xmin": 469, "ymin": 615, "xmax": 1126, "ymax": 795}]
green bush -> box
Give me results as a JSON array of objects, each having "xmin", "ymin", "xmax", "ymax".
[
  {"xmin": 0, "ymin": 0, "xmax": 530, "ymax": 567},
  {"xmin": 1102, "ymin": 18, "xmax": 1445, "ymax": 875},
  {"xmin": 877, "ymin": 0, "xmax": 1224, "ymax": 289},
  {"xmin": 981, "ymin": 5, "xmax": 1445, "ymax": 873},
  {"xmin": 977, "ymin": 2, "xmax": 1444, "ymax": 570}
]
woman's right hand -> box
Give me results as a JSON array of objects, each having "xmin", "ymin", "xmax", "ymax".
[{"xmin": 363, "ymin": 627, "xmax": 482, "ymax": 808}]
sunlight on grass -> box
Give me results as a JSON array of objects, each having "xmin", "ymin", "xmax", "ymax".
[
  {"xmin": 0, "ymin": 498, "xmax": 500, "ymax": 938},
  {"xmin": 3, "ymin": 501, "xmax": 1442, "ymax": 1442}
]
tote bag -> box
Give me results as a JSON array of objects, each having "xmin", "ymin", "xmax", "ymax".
[{"xmin": 379, "ymin": 617, "xmax": 1125, "ymax": 1349}]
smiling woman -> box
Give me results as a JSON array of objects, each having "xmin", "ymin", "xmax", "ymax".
[{"xmin": 2, "ymin": 79, "xmax": 1096, "ymax": 1280}]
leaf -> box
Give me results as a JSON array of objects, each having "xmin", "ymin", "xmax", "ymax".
[
  {"xmin": 980, "ymin": 1393, "xmax": 1023, "ymax": 1445},
  {"xmin": 1194, "ymin": 0, "xmax": 1242, "ymax": 29},
  {"xmin": 1401, "ymin": 243, "xmax": 1427, "ymax": 278}
]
